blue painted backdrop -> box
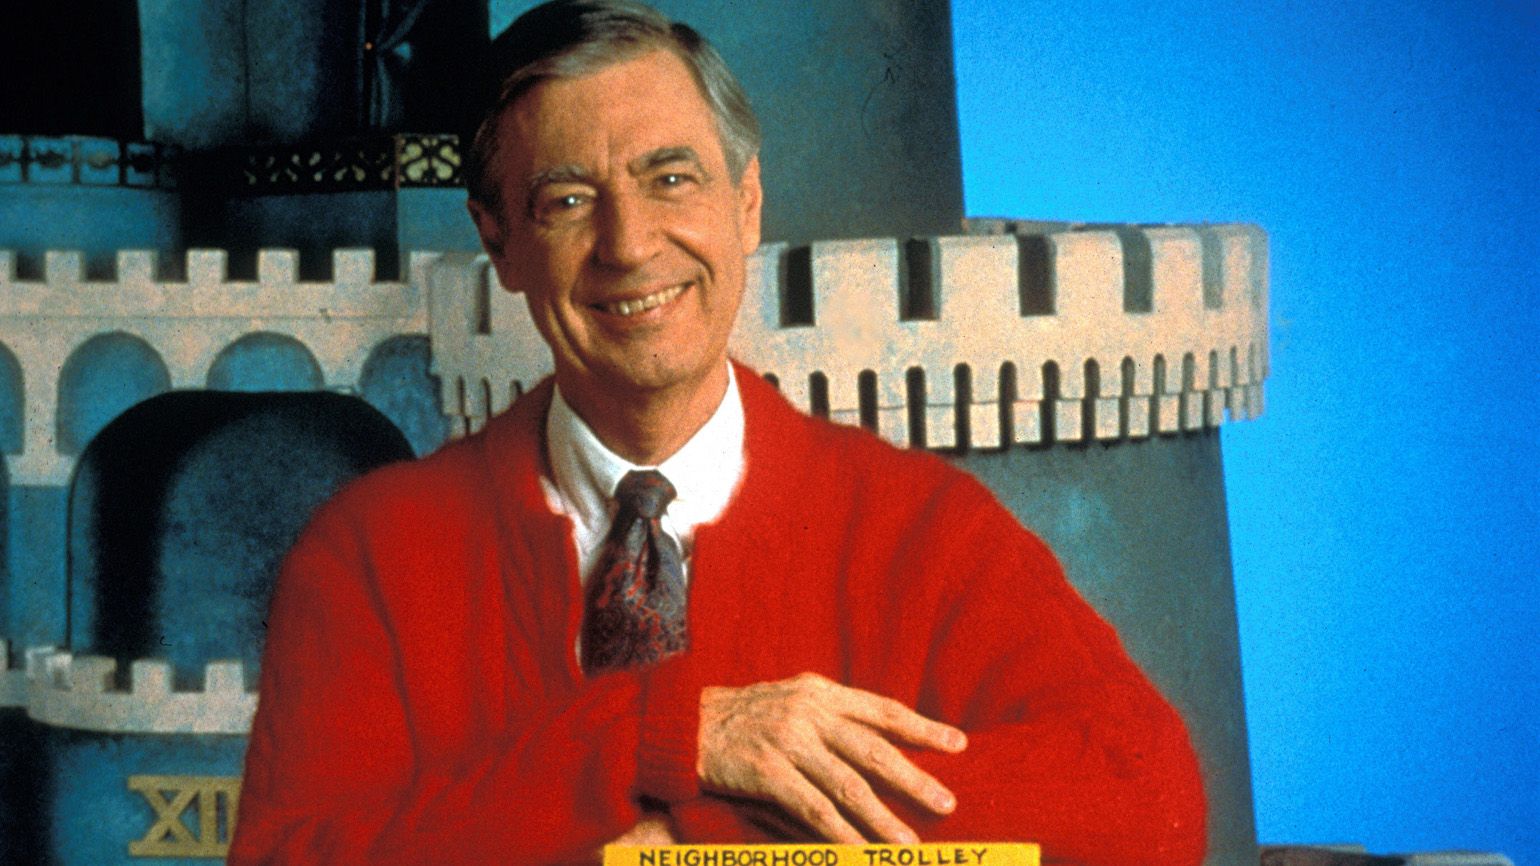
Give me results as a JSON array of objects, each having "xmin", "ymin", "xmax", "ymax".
[{"xmin": 951, "ymin": 0, "xmax": 1538, "ymax": 859}]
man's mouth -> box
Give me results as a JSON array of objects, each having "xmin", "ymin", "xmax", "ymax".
[{"xmin": 595, "ymin": 282, "xmax": 689, "ymax": 317}]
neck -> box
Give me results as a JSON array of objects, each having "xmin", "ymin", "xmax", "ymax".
[{"xmin": 557, "ymin": 362, "xmax": 730, "ymax": 465}]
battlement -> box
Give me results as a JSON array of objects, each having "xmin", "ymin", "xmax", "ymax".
[
  {"xmin": 429, "ymin": 223, "xmax": 1270, "ymax": 448},
  {"xmin": 0, "ymin": 223, "xmax": 1268, "ymax": 491},
  {"xmin": 0, "ymin": 248, "xmax": 439, "ymax": 318},
  {"xmin": 22, "ymin": 648, "xmax": 255, "ymax": 735}
]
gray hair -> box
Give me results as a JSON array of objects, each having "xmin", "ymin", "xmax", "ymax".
[{"xmin": 464, "ymin": 0, "xmax": 761, "ymax": 209}]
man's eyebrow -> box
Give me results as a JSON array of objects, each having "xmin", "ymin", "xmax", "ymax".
[
  {"xmin": 630, "ymin": 147, "xmax": 710, "ymax": 180},
  {"xmin": 526, "ymin": 164, "xmax": 594, "ymax": 193},
  {"xmin": 522, "ymin": 164, "xmax": 594, "ymax": 215}
]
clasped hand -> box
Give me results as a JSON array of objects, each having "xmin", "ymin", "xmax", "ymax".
[{"xmin": 697, "ymin": 672, "xmax": 967, "ymax": 843}]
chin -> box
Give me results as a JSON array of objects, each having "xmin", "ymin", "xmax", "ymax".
[{"xmin": 602, "ymin": 354, "xmax": 717, "ymax": 396}]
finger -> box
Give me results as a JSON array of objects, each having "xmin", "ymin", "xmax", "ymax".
[
  {"xmin": 794, "ymin": 746, "xmax": 919, "ymax": 844},
  {"xmin": 834, "ymin": 687, "xmax": 967, "ymax": 753},
  {"xmin": 827, "ymin": 725, "xmax": 957, "ymax": 815},
  {"xmin": 771, "ymin": 763, "xmax": 869, "ymax": 845}
]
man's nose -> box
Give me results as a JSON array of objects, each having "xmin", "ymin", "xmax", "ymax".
[{"xmin": 592, "ymin": 191, "xmax": 662, "ymax": 270}]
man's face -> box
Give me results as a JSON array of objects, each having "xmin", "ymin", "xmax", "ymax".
[{"xmin": 470, "ymin": 49, "xmax": 762, "ymax": 405}]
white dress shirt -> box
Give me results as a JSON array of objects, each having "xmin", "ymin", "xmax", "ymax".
[{"xmin": 540, "ymin": 363, "xmax": 746, "ymax": 585}]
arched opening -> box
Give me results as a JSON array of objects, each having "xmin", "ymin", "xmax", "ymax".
[
  {"xmin": 807, "ymin": 372, "xmax": 830, "ymax": 419},
  {"xmin": 359, "ymin": 335, "xmax": 449, "ymax": 456},
  {"xmin": 1082, "ymin": 358, "xmax": 1101, "ymax": 444},
  {"xmin": 1038, "ymin": 361, "xmax": 1061, "ymax": 446},
  {"xmin": 1120, "ymin": 356, "xmax": 1138, "ymax": 438},
  {"xmin": 857, "ymin": 370, "xmax": 878, "ymax": 431},
  {"xmin": 905, "ymin": 367, "xmax": 927, "ymax": 449},
  {"xmin": 56, "ymin": 333, "xmax": 171, "ymax": 456},
  {"xmin": 953, "ymin": 363, "xmax": 973, "ymax": 450},
  {"xmin": 0, "ymin": 341, "xmax": 22, "ymax": 454},
  {"xmin": 206, "ymin": 332, "xmax": 324, "ymax": 392},
  {"xmin": 998, "ymin": 361, "xmax": 1018, "ymax": 444},
  {"xmin": 67, "ymin": 391, "xmax": 413, "ymax": 685}
]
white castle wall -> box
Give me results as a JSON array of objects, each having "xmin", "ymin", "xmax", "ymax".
[
  {"xmin": 0, "ymin": 222, "xmax": 1268, "ymax": 735},
  {"xmin": 428, "ymin": 224, "xmax": 1269, "ymax": 447},
  {"xmin": 0, "ymin": 248, "xmax": 432, "ymax": 487},
  {"xmin": 1, "ymin": 223, "xmax": 1268, "ymax": 491}
]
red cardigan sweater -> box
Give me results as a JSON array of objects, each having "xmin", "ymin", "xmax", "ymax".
[{"xmin": 231, "ymin": 365, "xmax": 1206, "ymax": 865}]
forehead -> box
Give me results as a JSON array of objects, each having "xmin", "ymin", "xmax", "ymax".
[{"xmin": 496, "ymin": 49, "xmax": 726, "ymax": 177}]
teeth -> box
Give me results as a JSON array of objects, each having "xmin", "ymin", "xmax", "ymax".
[{"xmin": 602, "ymin": 283, "xmax": 687, "ymax": 317}]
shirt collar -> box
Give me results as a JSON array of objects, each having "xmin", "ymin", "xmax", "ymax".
[{"xmin": 545, "ymin": 363, "xmax": 745, "ymax": 533}]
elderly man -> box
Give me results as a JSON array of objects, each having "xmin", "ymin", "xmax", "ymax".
[{"xmin": 230, "ymin": 1, "xmax": 1206, "ymax": 863}]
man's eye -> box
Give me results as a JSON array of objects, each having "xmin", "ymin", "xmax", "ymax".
[
  {"xmin": 534, "ymin": 192, "xmax": 591, "ymax": 222},
  {"xmin": 655, "ymin": 172, "xmax": 696, "ymax": 191}
]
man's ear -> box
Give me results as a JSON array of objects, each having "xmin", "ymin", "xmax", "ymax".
[
  {"xmin": 736, "ymin": 155, "xmax": 763, "ymax": 254},
  {"xmin": 466, "ymin": 198, "xmax": 526, "ymax": 296},
  {"xmin": 466, "ymin": 197, "xmax": 505, "ymax": 259}
]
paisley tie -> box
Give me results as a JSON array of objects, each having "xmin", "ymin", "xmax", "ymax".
[{"xmin": 580, "ymin": 469, "xmax": 688, "ymax": 674}]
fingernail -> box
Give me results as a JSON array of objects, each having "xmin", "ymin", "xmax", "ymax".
[
  {"xmin": 933, "ymin": 790, "xmax": 956, "ymax": 812},
  {"xmin": 947, "ymin": 729, "xmax": 968, "ymax": 751},
  {"xmin": 897, "ymin": 828, "xmax": 920, "ymax": 845}
]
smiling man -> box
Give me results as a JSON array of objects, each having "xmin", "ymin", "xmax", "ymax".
[
  {"xmin": 230, "ymin": 2, "xmax": 1207, "ymax": 864},
  {"xmin": 469, "ymin": 45, "xmax": 757, "ymax": 472}
]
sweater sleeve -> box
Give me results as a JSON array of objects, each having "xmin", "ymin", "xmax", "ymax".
[
  {"xmin": 228, "ymin": 494, "xmax": 704, "ymax": 866},
  {"xmin": 891, "ymin": 486, "xmax": 1208, "ymax": 866}
]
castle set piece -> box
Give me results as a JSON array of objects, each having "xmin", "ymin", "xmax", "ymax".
[{"xmin": 1, "ymin": 2, "xmax": 1265, "ymax": 863}]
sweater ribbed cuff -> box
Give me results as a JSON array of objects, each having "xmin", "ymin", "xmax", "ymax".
[{"xmin": 634, "ymin": 660, "xmax": 702, "ymax": 804}]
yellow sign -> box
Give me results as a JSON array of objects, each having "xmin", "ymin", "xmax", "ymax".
[
  {"xmin": 604, "ymin": 843, "xmax": 1039, "ymax": 866},
  {"xmin": 126, "ymin": 775, "xmax": 242, "ymax": 858}
]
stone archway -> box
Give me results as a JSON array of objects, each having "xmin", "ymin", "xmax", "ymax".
[
  {"xmin": 56, "ymin": 333, "xmax": 171, "ymax": 458},
  {"xmin": 206, "ymin": 332, "xmax": 325, "ymax": 393},
  {"xmin": 67, "ymin": 391, "xmax": 413, "ymax": 681},
  {"xmin": 358, "ymin": 334, "xmax": 449, "ymax": 457}
]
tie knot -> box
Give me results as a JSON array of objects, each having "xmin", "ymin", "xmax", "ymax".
[{"xmin": 614, "ymin": 469, "xmax": 676, "ymax": 520}]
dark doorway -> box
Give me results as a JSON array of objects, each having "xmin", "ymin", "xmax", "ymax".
[{"xmin": 68, "ymin": 391, "xmax": 414, "ymax": 685}]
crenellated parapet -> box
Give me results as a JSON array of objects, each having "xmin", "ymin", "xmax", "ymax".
[
  {"xmin": 4, "ymin": 635, "xmax": 256, "ymax": 733},
  {"xmin": 427, "ymin": 223, "xmax": 1270, "ymax": 447},
  {"xmin": 14, "ymin": 645, "xmax": 255, "ymax": 735},
  {"xmin": 1, "ymin": 222, "xmax": 1268, "ymax": 486}
]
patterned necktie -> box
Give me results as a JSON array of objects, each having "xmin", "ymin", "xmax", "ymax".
[{"xmin": 580, "ymin": 469, "xmax": 688, "ymax": 674}]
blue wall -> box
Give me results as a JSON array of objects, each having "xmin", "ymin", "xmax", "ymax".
[{"xmin": 952, "ymin": 0, "xmax": 1538, "ymax": 859}]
